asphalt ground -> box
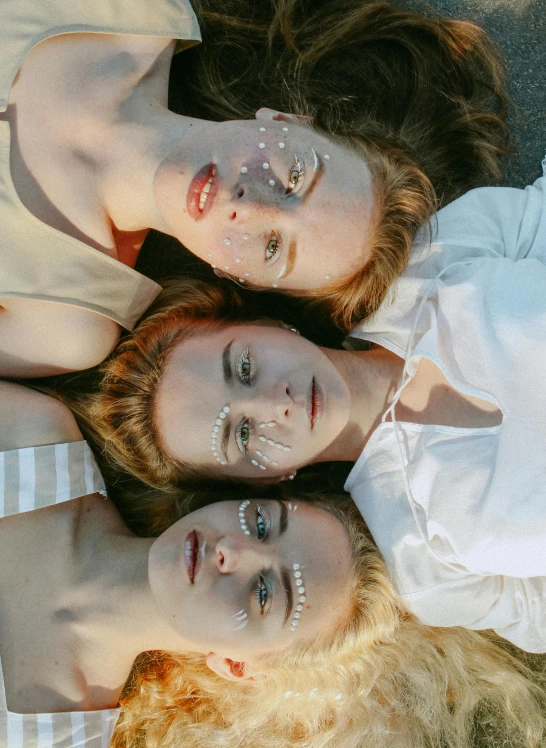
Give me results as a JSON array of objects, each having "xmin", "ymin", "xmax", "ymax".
[{"xmin": 408, "ymin": 0, "xmax": 546, "ymax": 187}]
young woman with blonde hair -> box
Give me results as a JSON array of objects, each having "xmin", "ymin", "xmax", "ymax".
[
  {"xmin": 1, "ymin": 380, "xmax": 546, "ymax": 748},
  {"xmin": 0, "ymin": 0, "xmax": 508, "ymax": 377}
]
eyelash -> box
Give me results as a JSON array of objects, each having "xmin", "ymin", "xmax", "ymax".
[
  {"xmin": 254, "ymin": 574, "xmax": 270, "ymax": 614},
  {"xmin": 255, "ymin": 504, "xmax": 271, "ymax": 541},
  {"xmin": 236, "ymin": 347, "xmax": 257, "ymax": 386},
  {"xmin": 265, "ymin": 230, "xmax": 282, "ymax": 266},
  {"xmin": 235, "ymin": 417, "xmax": 253, "ymax": 455},
  {"xmin": 287, "ymin": 157, "xmax": 305, "ymax": 194}
]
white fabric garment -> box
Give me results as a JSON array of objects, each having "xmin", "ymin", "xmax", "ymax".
[
  {"xmin": 346, "ymin": 174, "xmax": 546, "ymax": 652},
  {"xmin": 0, "ymin": 441, "xmax": 120, "ymax": 747}
]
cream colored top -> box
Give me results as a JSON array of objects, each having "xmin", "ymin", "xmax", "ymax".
[
  {"xmin": 0, "ymin": 0, "xmax": 202, "ymax": 329},
  {"xmin": 0, "ymin": 441, "xmax": 121, "ymax": 747}
]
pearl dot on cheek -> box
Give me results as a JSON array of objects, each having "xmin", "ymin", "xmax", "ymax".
[
  {"xmin": 324, "ymin": 154, "xmax": 330, "ymax": 160},
  {"xmin": 240, "ymin": 166, "xmax": 248, "ymax": 174},
  {"xmin": 224, "ymin": 238, "xmax": 232, "ymax": 246},
  {"xmin": 282, "ymin": 127, "xmax": 288, "ymax": 132},
  {"xmin": 235, "ymin": 257, "xmax": 242, "ymax": 263},
  {"xmin": 262, "ymin": 162, "xmax": 270, "ymax": 170},
  {"xmin": 279, "ymin": 142, "xmax": 285, "ymax": 149},
  {"xmin": 258, "ymin": 143, "xmax": 266, "ymax": 149},
  {"xmin": 325, "ymin": 274, "xmax": 332, "ymax": 280},
  {"xmin": 268, "ymin": 179, "xmax": 275, "ymax": 187},
  {"xmin": 243, "ymin": 234, "xmax": 249, "ymax": 240},
  {"xmin": 259, "ymin": 127, "xmax": 266, "ymax": 132},
  {"xmin": 289, "ymin": 564, "xmax": 306, "ymax": 631}
]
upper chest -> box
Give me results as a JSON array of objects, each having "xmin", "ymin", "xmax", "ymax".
[{"xmin": 0, "ymin": 502, "xmax": 87, "ymax": 714}]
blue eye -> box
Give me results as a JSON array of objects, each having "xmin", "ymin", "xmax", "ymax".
[
  {"xmin": 255, "ymin": 504, "xmax": 271, "ymax": 540},
  {"xmin": 254, "ymin": 575, "xmax": 269, "ymax": 612},
  {"xmin": 236, "ymin": 347, "xmax": 257, "ymax": 386}
]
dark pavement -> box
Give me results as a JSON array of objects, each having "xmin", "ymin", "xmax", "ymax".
[{"xmin": 408, "ymin": 0, "xmax": 546, "ymax": 186}]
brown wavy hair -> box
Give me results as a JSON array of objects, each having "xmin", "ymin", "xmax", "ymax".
[
  {"xmin": 112, "ymin": 497, "xmax": 546, "ymax": 748},
  {"xmin": 162, "ymin": 0, "xmax": 511, "ymax": 329}
]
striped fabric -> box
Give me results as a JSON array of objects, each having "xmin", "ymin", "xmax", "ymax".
[{"xmin": 0, "ymin": 442, "xmax": 121, "ymax": 747}]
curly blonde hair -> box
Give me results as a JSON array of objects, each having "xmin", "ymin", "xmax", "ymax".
[{"xmin": 112, "ymin": 498, "xmax": 546, "ymax": 748}]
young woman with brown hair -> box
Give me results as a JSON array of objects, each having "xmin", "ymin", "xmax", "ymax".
[
  {"xmin": 0, "ymin": 0, "xmax": 508, "ymax": 377},
  {"xmin": 1, "ymin": 381, "xmax": 546, "ymax": 748}
]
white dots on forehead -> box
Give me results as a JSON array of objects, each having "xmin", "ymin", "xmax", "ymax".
[
  {"xmin": 259, "ymin": 127, "xmax": 266, "ymax": 132},
  {"xmin": 262, "ymin": 162, "xmax": 270, "ymax": 170},
  {"xmin": 241, "ymin": 166, "xmax": 248, "ymax": 174},
  {"xmin": 258, "ymin": 143, "xmax": 266, "ymax": 149}
]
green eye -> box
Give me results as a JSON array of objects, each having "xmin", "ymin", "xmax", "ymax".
[
  {"xmin": 286, "ymin": 158, "xmax": 305, "ymax": 194},
  {"xmin": 235, "ymin": 418, "xmax": 252, "ymax": 455},
  {"xmin": 265, "ymin": 231, "xmax": 282, "ymax": 265},
  {"xmin": 236, "ymin": 347, "xmax": 257, "ymax": 385}
]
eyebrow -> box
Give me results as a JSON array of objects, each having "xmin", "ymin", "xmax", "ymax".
[
  {"xmin": 279, "ymin": 499, "xmax": 288, "ymax": 536},
  {"xmin": 281, "ymin": 567, "xmax": 294, "ymax": 626},
  {"xmin": 278, "ymin": 154, "xmax": 324, "ymax": 281}
]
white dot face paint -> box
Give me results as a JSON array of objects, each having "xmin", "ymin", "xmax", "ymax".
[
  {"xmin": 231, "ymin": 608, "xmax": 249, "ymax": 630},
  {"xmin": 262, "ymin": 162, "xmax": 270, "ymax": 170},
  {"xmin": 240, "ymin": 166, "xmax": 248, "ymax": 174},
  {"xmin": 282, "ymin": 127, "xmax": 288, "ymax": 132},
  {"xmin": 259, "ymin": 127, "xmax": 266, "ymax": 132},
  {"xmin": 268, "ymin": 179, "xmax": 275, "ymax": 187},
  {"xmin": 324, "ymin": 154, "xmax": 330, "ymax": 160},
  {"xmin": 279, "ymin": 142, "xmax": 285, "ymax": 149},
  {"xmin": 258, "ymin": 143, "xmax": 266, "ymax": 149}
]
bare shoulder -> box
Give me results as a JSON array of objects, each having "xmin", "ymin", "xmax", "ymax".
[
  {"xmin": 0, "ymin": 298, "xmax": 121, "ymax": 378},
  {"xmin": 0, "ymin": 381, "xmax": 82, "ymax": 452}
]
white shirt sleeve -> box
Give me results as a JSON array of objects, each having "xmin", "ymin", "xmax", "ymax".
[
  {"xmin": 405, "ymin": 573, "xmax": 546, "ymax": 653},
  {"xmin": 432, "ymin": 175, "xmax": 546, "ymax": 263}
]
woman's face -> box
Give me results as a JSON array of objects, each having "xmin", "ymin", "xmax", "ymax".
[
  {"xmin": 154, "ymin": 324, "xmax": 351, "ymax": 480},
  {"xmin": 154, "ymin": 114, "xmax": 376, "ymax": 291},
  {"xmin": 148, "ymin": 498, "xmax": 353, "ymax": 659}
]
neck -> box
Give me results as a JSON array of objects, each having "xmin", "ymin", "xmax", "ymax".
[
  {"xmin": 315, "ymin": 345, "xmax": 404, "ymax": 463},
  {"xmin": 68, "ymin": 496, "xmax": 197, "ymax": 691}
]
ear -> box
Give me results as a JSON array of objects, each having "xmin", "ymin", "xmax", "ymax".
[
  {"xmin": 205, "ymin": 652, "xmax": 260, "ymax": 682},
  {"xmin": 255, "ymin": 107, "xmax": 312, "ymax": 126}
]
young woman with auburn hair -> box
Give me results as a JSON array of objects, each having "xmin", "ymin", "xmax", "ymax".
[
  {"xmin": 1, "ymin": 379, "xmax": 546, "ymax": 748},
  {"xmin": 0, "ymin": 0, "xmax": 508, "ymax": 376}
]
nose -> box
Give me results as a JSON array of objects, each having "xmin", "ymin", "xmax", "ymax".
[
  {"xmin": 229, "ymin": 180, "xmax": 282, "ymax": 223},
  {"xmin": 242, "ymin": 380, "xmax": 293, "ymax": 422},
  {"xmin": 215, "ymin": 535, "xmax": 274, "ymax": 574}
]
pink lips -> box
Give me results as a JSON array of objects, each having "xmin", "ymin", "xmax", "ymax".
[
  {"xmin": 184, "ymin": 530, "xmax": 204, "ymax": 583},
  {"xmin": 186, "ymin": 163, "xmax": 219, "ymax": 221},
  {"xmin": 308, "ymin": 376, "xmax": 325, "ymax": 429}
]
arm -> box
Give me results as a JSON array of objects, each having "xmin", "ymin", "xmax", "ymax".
[
  {"xmin": 0, "ymin": 380, "xmax": 82, "ymax": 451},
  {"xmin": 0, "ymin": 297, "xmax": 120, "ymax": 378},
  {"xmin": 427, "ymin": 176, "xmax": 546, "ymax": 265},
  {"xmin": 404, "ymin": 574, "xmax": 546, "ymax": 654}
]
